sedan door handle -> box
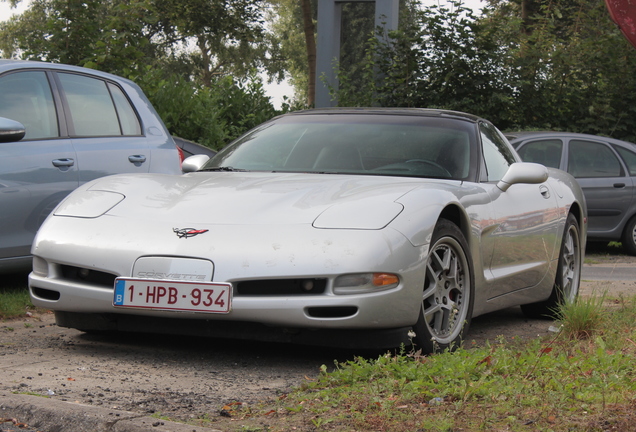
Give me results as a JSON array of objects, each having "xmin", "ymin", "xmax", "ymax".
[
  {"xmin": 128, "ymin": 155, "xmax": 147, "ymax": 164},
  {"xmin": 52, "ymin": 158, "xmax": 75, "ymax": 167},
  {"xmin": 614, "ymin": 183, "xmax": 626, "ymax": 188}
]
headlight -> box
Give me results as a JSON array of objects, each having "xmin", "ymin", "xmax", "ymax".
[
  {"xmin": 54, "ymin": 190, "xmax": 125, "ymax": 218},
  {"xmin": 313, "ymin": 200, "xmax": 403, "ymax": 229},
  {"xmin": 333, "ymin": 273, "xmax": 399, "ymax": 294}
]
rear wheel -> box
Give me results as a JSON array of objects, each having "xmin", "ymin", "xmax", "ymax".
[
  {"xmin": 412, "ymin": 219, "xmax": 474, "ymax": 353},
  {"xmin": 521, "ymin": 213, "xmax": 581, "ymax": 318},
  {"xmin": 621, "ymin": 216, "xmax": 636, "ymax": 256}
]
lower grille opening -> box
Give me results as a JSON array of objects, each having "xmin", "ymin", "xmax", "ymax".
[
  {"xmin": 306, "ymin": 306, "xmax": 358, "ymax": 318},
  {"xmin": 60, "ymin": 265, "xmax": 117, "ymax": 288},
  {"xmin": 236, "ymin": 278, "xmax": 327, "ymax": 296},
  {"xmin": 32, "ymin": 287, "xmax": 60, "ymax": 301}
]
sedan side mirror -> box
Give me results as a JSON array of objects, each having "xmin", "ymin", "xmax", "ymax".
[
  {"xmin": 182, "ymin": 154, "xmax": 211, "ymax": 173},
  {"xmin": 497, "ymin": 162, "xmax": 548, "ymax": 192},
  {"xmin": 0, "ymin": 117, "xmax": 26, "ymax": 143}
]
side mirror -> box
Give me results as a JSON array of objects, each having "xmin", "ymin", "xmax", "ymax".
[
  {"xmin": 0, "ymin": 117, "xmax": 26, "ymax": 143},
  {"xmin": 182, "ymin": 154, "xmax": 210, "ymax": 173},
  {"xmin": 497, "ymin": 162, "xmax": 548, "ymax": 192}
]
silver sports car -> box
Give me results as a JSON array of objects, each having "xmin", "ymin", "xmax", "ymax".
[{"xmin": 29, "ymin": 108, "xmax": 587, "ymax": 352}]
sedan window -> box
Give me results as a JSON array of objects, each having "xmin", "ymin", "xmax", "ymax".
[
  {"xmin": 58, "ymin": 73, "xmax": 140, "ymax": 137},
  {"xmin": 0, "ymin": 71, "xmax": 58, "ymax": 140},
  {"xmin": 614, "ymin": 145, "xmax": 636, "ymax": 176},
  {"xmin": 516, "ymin": 139, "xmax": 563, "ymax": 168},
  {"xmin": 108, "ymin": 83, "xmax": 141, "ymax": 135},
  {"xmin": 567, "ymin": 140, "xmax": 623, "ymax": 178}
]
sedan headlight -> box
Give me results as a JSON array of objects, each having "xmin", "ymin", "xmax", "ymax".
[
  {"xmin": 333, "ymin": 273, "xmax": 399, "ymax": 294},
  {"xmin": 54, "ymin": 190, "xmax": 125, "ymax": 218}
]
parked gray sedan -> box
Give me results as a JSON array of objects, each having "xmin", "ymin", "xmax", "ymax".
[
  {"xmin": 0, "ymin": 60, "xmax": 183, "ymax": 273},
  {"xmin": 508, "ymin": 131, "xmax": 636, "ymax": 254}
]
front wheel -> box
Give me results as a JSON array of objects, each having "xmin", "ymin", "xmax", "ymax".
[
  {"xmin": 411, "ymin": 219, "xmax": 474, "ymax": 353},
  {"xmin": 521, "ymin": 213, "xmax": 582, "ymax": 318}
]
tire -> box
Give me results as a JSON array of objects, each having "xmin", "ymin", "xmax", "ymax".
[
  {"xmin": 621, "ymin": 216, "xmax": 636, "ymax": 256},
  {"xmin": 411, "ymin": 219, "xmax": 474, "ymax": 354},
  {"xmin": 521, "ymin": 213, "xmax": 582, "ymax": 319}
]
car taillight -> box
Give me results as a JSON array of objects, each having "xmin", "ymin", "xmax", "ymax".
[{"xmin": 176, "ymin": 145, "xmax": 185, "ymax": 166}]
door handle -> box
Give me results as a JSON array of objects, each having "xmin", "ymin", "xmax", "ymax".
[
  {"xmin": 613, "ymin": 183, "xmax": 626, "ymax": 188},
  {"xmin": 128, "ymin": 155, "xmax": 147, "ymax": 164},
  {"xmin": 52, "ymin": 158, "xmax": 75, "ymax": 167},
  {"xmin": 539, "ymin": 185, "xmax": 550, "ymax": 199}
]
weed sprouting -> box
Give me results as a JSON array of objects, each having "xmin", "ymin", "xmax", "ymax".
[{"xmin": 554, "ymin": 291, "xmax": 607, "ymax": 340}]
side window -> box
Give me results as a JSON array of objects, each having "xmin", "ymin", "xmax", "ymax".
[
  {"xmin": 108, "ymin": 83, "xmax": 141, "ymax": 135},
  {"xmin": 58, "ymin": 73, "xmax": 141, "ymax": 137},
  {"xmin": 614, "ymin": 145, "xmax": 636, "ymax": 176},
  {"xmin": 0, "ymin": 71, "xmax": 58, "ymax": 140},
  {"xmin": 567, "ymin": 140, "xmax": 622, "ymax": 178},
  {"xmin": 480, "ymin": 122, "xmax": 516, "ymax": 181},
  {"xmin": 516, "ymin": 139, "xmax": 563, "ymax": 169}
]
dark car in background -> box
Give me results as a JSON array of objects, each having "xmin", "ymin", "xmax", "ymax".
[
  {"xmin": 172, "ymin": 136, "xmax": 217, "ymax": 159},
  {"xmin": 0, "ymin": 60, "xmax": 184, "ymax": 273},
  {"xmin": 508, "ymin": 131, "xmax": 636, "ymax": 254}
]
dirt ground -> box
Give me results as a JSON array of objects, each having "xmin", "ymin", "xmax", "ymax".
[{"xmin": 1, "ymin": 246, "xmax": 634, "ymax": 430}]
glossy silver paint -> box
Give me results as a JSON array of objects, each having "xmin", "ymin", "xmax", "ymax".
[
  {"xmin": 30, "ymin": 170, "xmax": 585, "ymax": 322},
  {"xmin": 28, "ymin": 109, "xmax": 587, "ymax": 347}
]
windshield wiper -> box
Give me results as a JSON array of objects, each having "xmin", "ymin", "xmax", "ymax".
[{"xmin": 199, "ymin": 166, "xmax": 248, "ymax": 172}]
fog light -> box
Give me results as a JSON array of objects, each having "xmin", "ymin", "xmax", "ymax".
[
  {"xmin": 301, "ymin": 279, "xmax": 315, "ymax": 292},
  {"xmin": 333, "ymin": 273, "xmax": 399, "ymax": 295}
]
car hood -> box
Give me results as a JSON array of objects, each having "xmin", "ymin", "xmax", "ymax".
[{"xmin": 56, "ymin": 172, "xmax": 447, "ymax": 230}]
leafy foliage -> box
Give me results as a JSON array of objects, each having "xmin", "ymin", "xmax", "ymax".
[
  {"xmin": 333, "ymin": 0, "xmax": 636, "ymax": 142},
  {"xmin": 0, "ymin": 0, "xmax": 283, "ymax": 147},
  {"xmin": 133, "ymin": 68, "xmax": 279, "ymax": 149}
]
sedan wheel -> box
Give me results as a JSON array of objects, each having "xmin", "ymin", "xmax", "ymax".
[
  {"xmin": 521, "ymin": 213, "xmax": 581, "ymax": 318},
  {"xmin": 412, "ymin": 219, "xmax": 474, "ymax": 353},
  {"xmin": 622, "ymin": 216, "xmax": 636, "ymax": 256}
]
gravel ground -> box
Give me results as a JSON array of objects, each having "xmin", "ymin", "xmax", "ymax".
[{"xmin": 1, "ymin": 246, "xmax": 634, "ymax": 431}]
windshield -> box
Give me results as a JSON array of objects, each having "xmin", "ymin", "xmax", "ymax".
[{"xmin": 202, "ymin": 114, "xmax": 477, "ymax": 180}]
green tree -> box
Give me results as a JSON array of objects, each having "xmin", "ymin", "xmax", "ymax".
[
  {"xmin": 266, "ymin": 0, "xmax": 315, "ymax": 107},
  {"xmin": 333, "ymin": 0, "xmax": 636, "ymax": 142},
  {"xmin": 335, "ymin": 1, "xmax": 516, "ymax": 123},
  {"xmin": 0, "ymin": 0, "xmax": 272, "ymax": 84},
  {"xmin": 0, "ymin": 0, "xmax": 282, "ymax": 147},
  {"xmin": 135, "ymin": 68, "xmax": 278, "ymax": 149},
  {"xmin": 484, "ymin": 0, "xmax": 636, "ymax": 139}
]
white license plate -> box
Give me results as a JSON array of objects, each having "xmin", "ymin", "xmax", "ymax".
[{"xmin": 113, "ymin": 278, "xmax": 232, "ymax": 313}]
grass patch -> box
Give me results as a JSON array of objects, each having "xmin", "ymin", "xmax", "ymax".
[
  {"xmin": 0, "ymin": 272, "xmax": 35, "ymax": 320},
  {"xmin": 205, "ymin": 294, "xmax": 636, "ymax": 432},
  {"xmin": 0, "ymin": 288, "xmax": 32, "ymax": 319},
  {"xmin": 554, "ymin": 292, "xmax": 606, "ymax": 340}
]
